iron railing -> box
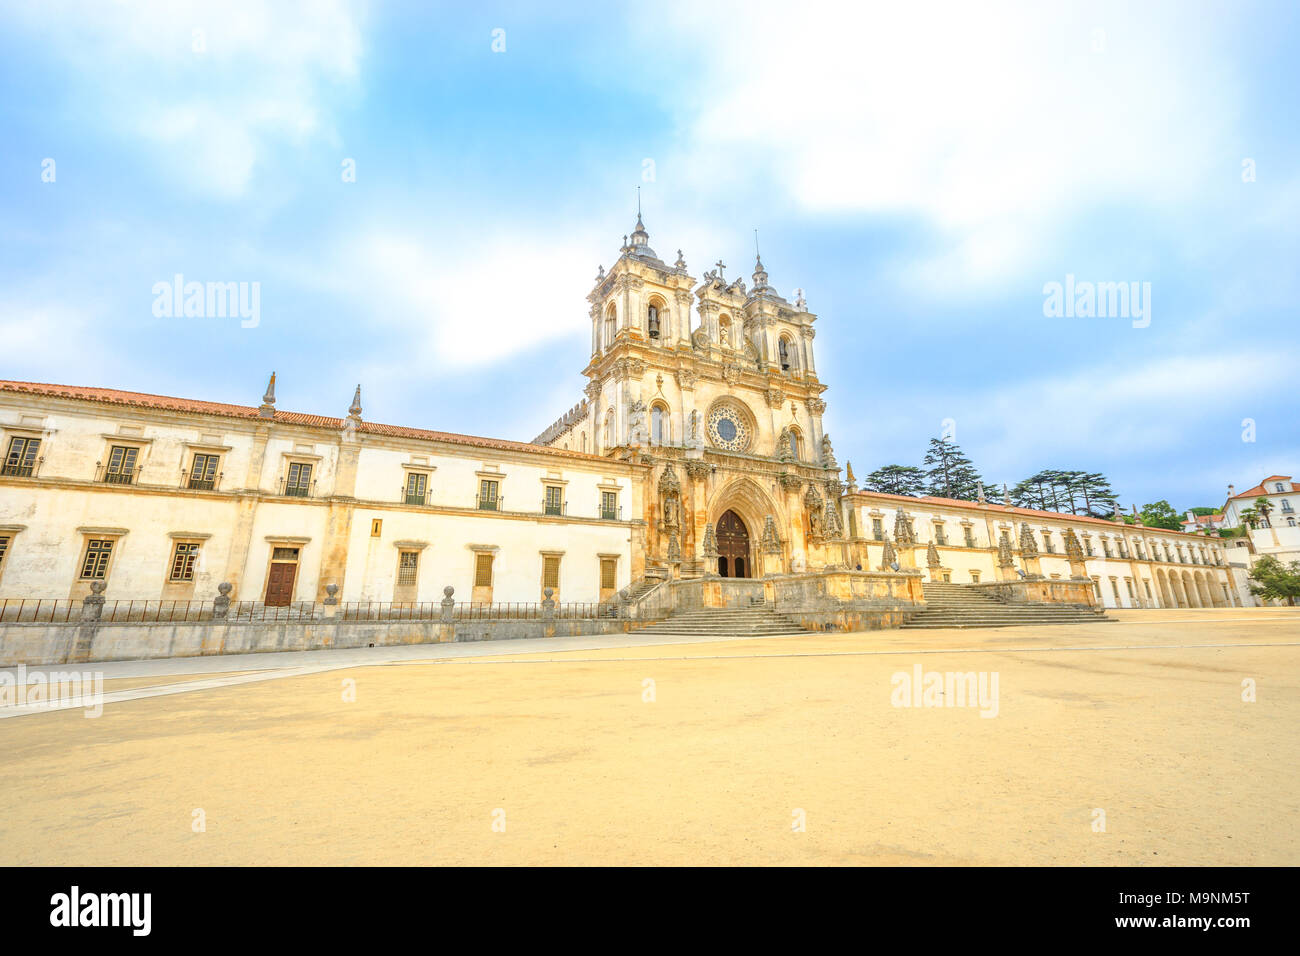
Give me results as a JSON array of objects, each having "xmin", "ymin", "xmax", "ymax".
[
  {"xmin": 0, "ymin": 597, "xmax": 609, "ymax": 624},
  {"xmin": 0, "ymin": 458, "xmax": 41, "ymax": 478},
  {"xmin": 95, "ymin": 464, "xmax": 141, "ymax": 485},
  {"xmin": 278, "ymin": 477, "xmax": 315, "ymax": 498},
  {"xmin": 182, "ymin": 470, "xmax": 223, "ymax": 491},
  {"xmin": 476, "ymin": 495, "xmax": 502, "ymax": 511}
]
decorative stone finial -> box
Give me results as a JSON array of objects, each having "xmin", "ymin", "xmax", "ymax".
[
  {"xmin": 259, "ymin": 372, "xmax": 277, "ymax": 418},
  {"xmin": 348, "ymin": 384, "xmax": 362, "ymax": 421},
  {"xmin": 674, "ymin": 249, "xmax": 686, "ymax": 273},
  {"xmin": 976, "ymin": 481, "xmax": 987, "ymax": 504}
]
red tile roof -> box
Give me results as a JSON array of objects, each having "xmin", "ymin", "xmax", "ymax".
[
  {"xmin": 848, "ymin": 489, "xmax": 1208, "ymax": 538},
  {"xmin": 0, "ymin": 380, "xmax": 625, "ymax": 465},
  {"xmin": 1227, "ymin": 476, "xmax": 1297, "ymax": 500}
]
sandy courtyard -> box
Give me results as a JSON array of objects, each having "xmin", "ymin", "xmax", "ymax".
[{"xmin": 1, "ymin": 609, "xmax": 1297, "ymax": 866}]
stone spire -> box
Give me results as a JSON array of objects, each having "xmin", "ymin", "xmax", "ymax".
[
  {"xmin": 878, "ymin": 532, "xmax": 897, "ymax": 570},
  {"xmin": 996, "ymin": 531, "xmax": 1016, "ymax": 568},
  {"xmin": 1131, "ymin": 503, "xmax": 1143, "ymax": 526},
  {"xmin": 894, "ymin": 507, "xmax": 915, "ymax": 546},
  {"xmin": 1018, "ymin": 522, "xmax": 1039, "ymax": 558},
  {"xmin": 348, "ymin": 384, "xmax": 362, "ymax": 421},
  {"xmin": 258, "ymin": 372, "xmax": 276, "ymax": 419},
  {"xmin": 760, "ymin": 515, "xmax": 782, "ymax": 554},
  {"xmin": 846, "ymin": 461, "xmax": 858, "ymax": 494},
  {"xmin": 976, "ymin": 481, "xmax": 987, "ymax": 504},
  {"xmin": 751, "ymin": 230, "xmax": 769, "ymax": 291}
]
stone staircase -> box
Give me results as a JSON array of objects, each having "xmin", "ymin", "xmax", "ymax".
[
  {"xmin": 902, "ymin": 582, "xmax": 1111, "ymax": 629},
  {"xmin": 632, "ymin": 604, "xmax": 812, "ymax": 638}
]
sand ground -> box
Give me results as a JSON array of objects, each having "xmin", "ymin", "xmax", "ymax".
[{"xmin": 1, "ymin": 609, "xmax": 1296, "ymax": 866}]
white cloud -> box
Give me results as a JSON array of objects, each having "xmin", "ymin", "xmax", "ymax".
[
  {"xmin": 4, "ymin": 0, "xmax": 364, "ymax": 197},
  {"xmin": 656, "ymin": 0, "xmax": 1237, "ymax": 287}
]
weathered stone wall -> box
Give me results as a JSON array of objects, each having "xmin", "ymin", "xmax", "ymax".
[
  {"xmin": 0, "ymin": 618, "xmax": 625, "ymax": 667},
  {"xmin": 968, "ymin": 579, "xmax": 1099, "ymax": 608}
]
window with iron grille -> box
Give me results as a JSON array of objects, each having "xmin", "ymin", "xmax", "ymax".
[
  {"xmin": 1102, "ymin": 539, "xmax": 1112, "ymax": 557},
  {"xmin": 405, "ymin": 472, "xmax": 427, "ymax": 505},
  {"xmin": 189, "ymin": 453, "xmax": 219, "ymax": 490},
  {"xmin": 1084, "ymin": 537, "xmax": 1094, "ymax": 556},
  {"xmin": 170, "ymin": 542, "xmax": 201, "ymax": 581},
  {"xmin": 933, "ymin": 524, "xmax": 947, "ymax": 546},
  {"xmin": 285, "ymin": 461, "xmax": 312, "ymax": 496},
  {"xmin": 600, "ymin": 557, "xmax": 617, "ymax": 590},
  {"xmin": 479, "ymin": 479, "xmax": 499, "ymax": 510},
  {"xmin": 1044, "ymin": 532, "xmax": 1055, "ymax": 553},
  {"xmin": 80, "ymin": 539, "xmax": 114, "ymax": 579},
  {"xmin": 600, "ymin": 491, "xmax": 618, "ymax": 519},
  {"xmin": 104, "ymin": 445, "xmax": 139, "ymax": 484},
  {"xmin": 397, "ymin": 550, "xmax": 419, "ymax": 586},
  {"xmin": 544, "ymin": 485, "xmax": 563, "ymax": 515},
  {"xmin": 963, "ymin": 526, "xmax": 975, "ymax": 548},
  {"xmin": 195, "ymin": 454, "xmax": 219, "ymax": 487},
  {"xmin": 474, "ymin": 553, "xmax": 494, "ymax": 587},
  {"xmin": 542, "ymin": 555, "xmax": 560, "ymax": 589},
  {"xmin": 871, "ymin": 517, "xmax": 883, "ymax": 541},
  {"xmin": 271, "ymin": 547, "xmax": 299, "ymax": 561},
  {"xmin": 3, "ymin": 436, "xmax": 40, "ymax": 477}
]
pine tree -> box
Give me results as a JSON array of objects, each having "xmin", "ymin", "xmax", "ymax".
[
  {"xmin": 862, "ymin": 464, "xmax": 926, "ymax": 497},
  {"xmin": 922, "ymin": 437, "xmax": 985, "ymax": 501}
]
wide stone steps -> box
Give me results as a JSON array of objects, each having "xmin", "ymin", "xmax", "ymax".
[
  {"xmin": 902, "ymin": 583, "xmax": 1111, "ymax": 629},
  {"xmin": 633, "ymin": 607, "xmax": 811, "ymax": 637}
]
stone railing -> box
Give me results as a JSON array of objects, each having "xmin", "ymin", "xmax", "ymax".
[{"xmin": 968, "ymin": 578, "xmax": 1100, "ymax": 609}]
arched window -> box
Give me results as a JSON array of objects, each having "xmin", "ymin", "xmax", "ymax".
[
  {"xmin": 651, "ymin": 404, "xmax": 668, "ymax": 445},
  {"xmin": 604, "ymin": 303, "xmax": 617, "ymax": 349},
  {"xmin": 778, "ymin": 336, "xmax": 795, "ymax": 372},
  {"xmin": 647, "ymin": 304, "xmax": 660, "ymax": 339},
  {"xmin": 788, "ymin": 428, "xmax": 802, "ymax": 461}
]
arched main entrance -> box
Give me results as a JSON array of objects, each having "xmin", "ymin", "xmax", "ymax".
[{"xmin": 716, "ymin": 510, "xmax": 751, "ymax": 578}]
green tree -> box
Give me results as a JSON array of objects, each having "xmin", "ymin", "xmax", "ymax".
[
  {"xmin": 1248, "ymin": 555, "xmax": 1300, "ymax": 606},
  {"xmin": 862, "ymin": 464, "xmax": 926, "ymax": 497},
  {"xmin": 1131, "ymin": 500, "xmax": 1183, "ymax": 531},
  {"xmin": 922, "ymin": 437, "xmax": 989, "ymax": 501},
  {"xmin": 1008, "ymin": 469, "xmax": 1117, "ymax": 516},
  {"xmin": 1240, "ymin": 507, "xmax": 1260, "ymax": 529},
  {"xmin": 1254, "ymin": 496, "xmax": 1274, "ymax": 528}
]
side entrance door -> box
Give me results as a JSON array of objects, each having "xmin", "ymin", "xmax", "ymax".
[{"xmin": 264, "ymin": 548, "xmax": 300, "ymax": 606}]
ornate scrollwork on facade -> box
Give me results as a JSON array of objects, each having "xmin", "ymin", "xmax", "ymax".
[
  {"xmin": 765, "ymin": 387, "xmax": 784, "ymax": 408},
  {"xmin": 675, "ymin": 368, "xmax": 698, "ymax": 390},
  {"xmin": 821, "ymin": 434, "xmax": 837, "ymax": 471},
  {"xmin": 684, "ymin": 458, "xmax": 710, "ymax": 481},
  {"xmin": 823, "ymin": 496, "xmax": 843, "ymax": 538},
  {"xmin": 1063, "ymin": 527, "xmax": 1085, "ymax": 563},
  {"xmin": 721, "ymin": 362, "xmax": 743, "ymax": 384},
  {"xmin": 778, "ymin": 471, "xmax": 803, "ymax": 491},
  {"xmin": 702, "ymin": 522, "xmax": 719, "ymax": 560},
  {"xmin": 806, "ymin": 397, "xmax": 826, "ymax": 416}
]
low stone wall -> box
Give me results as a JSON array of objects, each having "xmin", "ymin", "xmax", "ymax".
[
  {"xmin": 765, "ymin": 569, "xmax": 925, "ymax": 631},
  {"xmin": 969, "ymin": 578, "xmax": 1099, "ymax": 608},
  {"xmin": 0, "ymin": 618, "xmax": 625, "ymax": 667}
]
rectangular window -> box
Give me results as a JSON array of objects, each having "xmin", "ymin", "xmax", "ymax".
[
  {"xmin": 871, "ymin": 518, "xmax": 883, "ymax": 541},
  {"xmin": 405, "ymin": 472, "xmax": 427, "ymax": 505},
  {"xmin": 544, "ymin": 485, "xmax": 563, "ymax": 516},
  {"xmin": 933, "ymin": 524, "xmax": 947, "ymax": 546},
  {"xmin": 1044, "ymin": 532, "xmax": 1055, "ymax": 553},
  {"xmin": 963, "ymin": 526, "xmax": 975, "ymax": 548},
  {"xmin": 285, "ymin": 461, "xmax": 313, "ymax": 497},
  {"xmin": 1102, "ymin": 540, "xmax": 1112, "ymax": 557},
  {"xmin": 1084, "ymin": 538, "xmax": 1094, "ymax": 556},
  {"xmin": 397, "ymin": 551, "xmax": 419, "ymax": 586},
  {"xmin": 103, "ymin": 445, "xmax": 139, "ymax": 484},
  {"xmin": 0, "ymin": 534, "xmax": 9, "ymax": 571},
  {"xmin": 189, "ymin": 453, "xmax": 219, "ymax": 490},
  {"xmin": 80, "ymin": 539, "xmax": 114, "ymax": 579},
  {"xmin": 970, "ymin": 571, "xmax": 981, "ymax": 584},
  {"xmin": 601, "ymin": 491, "xmax": 618, "ymax": 520},
  {"xmin": 474, "ymin": 553, "xmax": 494, "ymax": 587},
  {"xmin": 542, "ymin": 555, "xmax": 560, "ymax": 589},
  {"xmin": 169, "ymin": 542, "xmax": 201, "ymax": 582},
  {"xmin": 600, "ymin": 557, "xmax": 617, "ymax": 590},
  {"xmin": 3, "ymin": 436, "xmax": 41, "ymax": 477},
  {"xmin": 479, "ymin": 479, "xmax": 500, "ymax": 510},
  {"xmin": 371, "ymin": 518, "xmax": 383, "ymax": 537}
]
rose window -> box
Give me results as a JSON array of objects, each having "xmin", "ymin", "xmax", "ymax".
[{"xmin": 707, "ymin": 405, "xmax": 752, "ymax": 452}]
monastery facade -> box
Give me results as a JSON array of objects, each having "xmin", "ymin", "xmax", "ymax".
[{"xmin": 0, "ymin": 212, "xmax": 1252, "ymax": 611}]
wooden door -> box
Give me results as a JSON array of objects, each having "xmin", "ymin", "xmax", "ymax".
[
  {"xmin": 265, "ymin": 553, "xmax": 299, "ymax": 606},
  {"xmin": 716, "ymin": 510, "xmax": 751, "ymax": 579}
]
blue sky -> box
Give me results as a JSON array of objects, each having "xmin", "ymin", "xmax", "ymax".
[{"xmin": 1, "ymin": 0, "xmax": 1297, "ymax": 512}]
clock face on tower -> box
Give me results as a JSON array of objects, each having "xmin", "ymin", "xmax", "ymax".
[{"xmin": 707, "ymin": 403, "xmax": 753, "ymax": 452}]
